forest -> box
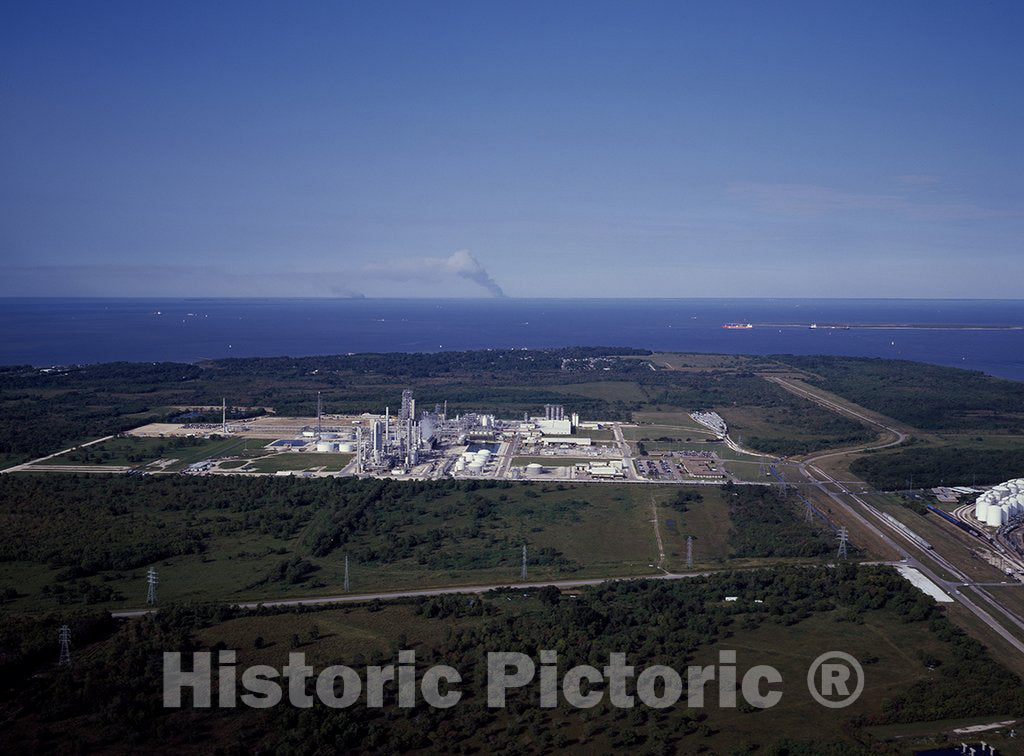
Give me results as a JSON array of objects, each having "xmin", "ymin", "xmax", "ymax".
[
  {"xmin": 851, "ymin": 445, "xmax": 1024, "ymax": 491},
  {"xmin": 1, "ymin": 565, "xmax": 1021, "ymax": 754},
  {"xmin": 773, "ymin": 355, "xmax": 1024, "ymax": 432}
]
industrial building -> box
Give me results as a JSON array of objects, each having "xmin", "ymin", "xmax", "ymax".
[{"xmin": 973, "ymin": 479, "xmax": 1024, "ymax": 528}]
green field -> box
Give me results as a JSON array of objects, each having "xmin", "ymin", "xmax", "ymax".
[
  {"xmin": 244, "ymin": 452, "xmax": 354, "ymax": 473},
  {"xmin": 0, "ymin": 473, "xmax": 843, "ymax": 614},
  {"xmin": 36, "ymin": 435, "xmax": 258, "ymax": 471}
]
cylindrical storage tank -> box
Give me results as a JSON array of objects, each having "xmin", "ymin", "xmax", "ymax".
[
  {"xmin": 455, "ymin": 459, "xmax": 465, "ymax": 472},
  {"xmin": 987, "ymin": 506, "xmax": 1005, "ymax": 528},
  {"xmin": 462, "ymin": 452, "xmax": 476, "ymax": 461},
  {"xmin": 321, "ymin": 432, "xmax": 339, "ymax": 439},
  {"xmin": 338, "ymin": 442, "xmax": 356, "ymax": 453},
  {"xmin": 315, "ymin": 441, "xmax": 338, "ymax": 453},
  {"xmin": 976, "ymin": 500, "xmax": 989, "ymax": 520},
  {"xmin": 526, "ymin": 463, "xmax": 543, "ymax": 474},
  {"xmin": 468, "ymin": 460, "xmax": 484, "ymax": 472}
]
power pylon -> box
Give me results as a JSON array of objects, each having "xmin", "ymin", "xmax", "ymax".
[
  {"xmin": 58, "ymin": 624, "xmax": 71, "ymax": 666},
  {"xmin": 343, "ymin": 555, "xmax": 350, "ymax": 592},
  {"xmin": 521, "ymin": 544, "xmax": 527, "ymax": 580},
  {"xmin": 146, "ymin": 567, "xmax": 158, "ymax": 604},
  {"xmin": 686, "ymin": 535, "xmax": 693, "ymax": 569},
  {"xmin": 837, "ymin": 527, "xmax": 850, "ymax": 560}
]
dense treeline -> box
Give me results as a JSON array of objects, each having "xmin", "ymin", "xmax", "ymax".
[
  {"xmin": 0, "ymin": 348, "xmax": 651, "ymax": 463},
  {"xmin": 851, "ymin": 445, "xmax": 1024, "ymax": 490},
  {"xmin": 3, "ymin": 565, "xmax": 1021, "ymax": 754},
  {"xmin": 724, "ymin": 483, "xmax": 837, "ymax": 558},
  {"xmin": 204, "ymin": 347, "xmax": 652, "ymax": 379},
  {"xmin": 775, "ymin": 355, "xmax": 1024, "ymax": 432}
]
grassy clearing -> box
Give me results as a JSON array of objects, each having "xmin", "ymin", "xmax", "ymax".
[
  {"xmin": 245, "ymin": 453, "xmax": 353, "ymax": 473},
  {"xmin": 631, "ymin": 410, "xmax": 710, "ymax": 430},
  {"xmin": 0, "ymin": 480, "xmax": 715, "ymax": 612},
  {"xmin": 657, "ymin": 486, "xmax": 732, "ymax": 569},
  {"xmin": 36, "ymin": 435, "xmax": 257, "ymax": 470}
]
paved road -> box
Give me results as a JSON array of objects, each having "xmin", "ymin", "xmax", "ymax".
[
  {"xmin": 0, "ymin": 435, "xmax": 116, "ymax": 474},
  {"xmin": 109, "ymin": 570, "xmax": 722, "ymax": 618},
  {"xmin": 768, "ymin": 377, "xmax": 1024, "ymax": 655}
]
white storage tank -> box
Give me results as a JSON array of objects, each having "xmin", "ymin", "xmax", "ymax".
[
  {"xmin": 976, "ymin": 499, "xmax": 990, "ymax": 520},
  {"xmin": 315, "ymin": 441, "xmax": 338, "ymax": 453},
  {"xmin": 337, "ymin": 442, "xmax": 356, "ymax": 453},
  {"xmin": 526, "ymin": 463, "xmax": 544, "ymax": 474},
  {"xmin": 987, "ymin": 506, "xmax": 1005, "ymax": 528}
]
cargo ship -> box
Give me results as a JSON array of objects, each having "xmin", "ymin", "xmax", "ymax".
[{"xmin": 722, "ymin": 323, "xmax": 753, "ymax": 329}]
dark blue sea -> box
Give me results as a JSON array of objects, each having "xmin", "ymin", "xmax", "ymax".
[{"xmin": 1, "ymin": 298, "xmax": 1022, "ymax": 381}]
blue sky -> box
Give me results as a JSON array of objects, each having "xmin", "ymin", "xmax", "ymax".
[{"xmin": 1, "ymin": 1, "xmax": 1022, "ymax": 298}]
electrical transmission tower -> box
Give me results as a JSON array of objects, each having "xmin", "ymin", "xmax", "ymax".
[
  {"xmin": 521, "ymin": 544, "xmax": 527, "ymax": 580},
  {"xmin": 686, "ymin": 535, "xmax": 693, "ymax": 569},
  {"xmin": 343, "ymin": 555, "xmax": 350, "ymax": 592},
  {"xmin": 58, "ymin": 624, "xmax": 71, "ymax": 666},
  {"xmin": 758, "ymin": 460, "xmax": 767, "ymax": 477},
  {"xmin": 146, "ymin": 567, "xmax": 158, "ymax": 604},
  {"xmin": 836, "ymin": 527, "xmax": 850, "ymax": 560}
]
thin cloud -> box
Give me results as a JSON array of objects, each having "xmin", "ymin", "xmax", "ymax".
[{"xmin": 730, "ymin": 181, "xmax": 1011, "ymax": 222}]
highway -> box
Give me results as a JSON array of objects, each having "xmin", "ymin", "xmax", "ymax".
[{"xmin": 767, "ymin": 375, "xmax": 1024, "ymax": 656}]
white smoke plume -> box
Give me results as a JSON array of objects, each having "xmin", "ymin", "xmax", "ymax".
[
  {"xmin": 361, "ymin": 250, "xmax": 506, "ymax": 297},
  {"xmin": 443, "ymin": 250, "xmax": 506, "ymax": 297}
]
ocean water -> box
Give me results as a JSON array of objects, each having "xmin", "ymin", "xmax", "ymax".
[{"xmin": 1, "ymin": 298, "xmax": 1022, "ymax": 381}]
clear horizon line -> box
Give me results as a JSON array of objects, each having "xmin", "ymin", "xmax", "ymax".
[{"xmin": 2, "ymin": 295, "xmax": 1024, "ymax": 302}]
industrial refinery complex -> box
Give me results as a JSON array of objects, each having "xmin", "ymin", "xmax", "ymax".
[{"xmin": 40, "ymin": 391, "xmax": 742, "ymax": 485}]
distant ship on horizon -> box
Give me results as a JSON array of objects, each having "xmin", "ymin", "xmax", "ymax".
[{"xmin": 722, "ymin": 323, "xmax": 753, "ymax": 329}]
